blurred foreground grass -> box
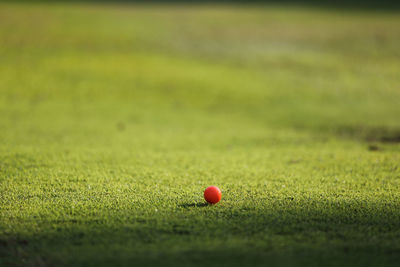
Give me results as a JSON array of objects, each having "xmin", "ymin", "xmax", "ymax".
[{"xmin": 0, "ymin": 2, "xmax": 400, "ymax": 267}]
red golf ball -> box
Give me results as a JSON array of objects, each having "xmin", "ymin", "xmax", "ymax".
[{"xmin": 204, "ymin": 186, "xmax": 222, "ymax": 204}]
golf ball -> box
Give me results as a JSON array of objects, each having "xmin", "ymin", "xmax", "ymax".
[{"xmin": 204, "ymin": 186, "xmax": 222, "ymax": 204}]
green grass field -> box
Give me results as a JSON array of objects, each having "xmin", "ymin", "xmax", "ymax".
[{"xmin": 1, "ymin": 2, "xmax": 400, "ymax": 266}]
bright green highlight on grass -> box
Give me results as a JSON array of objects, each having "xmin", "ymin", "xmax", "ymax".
[{"xmin": 0, "ymin": 3, "xmax": 400, "ymax": 267}]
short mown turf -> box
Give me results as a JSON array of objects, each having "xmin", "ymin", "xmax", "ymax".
[{"xmin": 0, "ymin": 3, "xmax": 400, "ymax": 266}]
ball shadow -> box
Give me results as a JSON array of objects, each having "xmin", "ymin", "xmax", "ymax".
[{"xmin": 179, "ymin": 202, "xmax": 209, "ymax": 208}]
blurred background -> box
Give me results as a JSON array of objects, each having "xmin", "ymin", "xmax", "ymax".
[{"xmin": 1, "ymin": 0, "xmax": 399, "ymax": 148}]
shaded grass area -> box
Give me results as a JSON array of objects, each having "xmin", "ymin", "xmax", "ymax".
[
  {"xmin": 0, "ymin": 2, "xmax": 400, "ymax": 267},
  {"xmin": 2, "ymin": 190, "xmax": 400, "ymax": 266}
]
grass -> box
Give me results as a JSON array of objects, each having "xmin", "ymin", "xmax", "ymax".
[{"xmin": 0, "ymin": 2, "xmax": 400, "ymax": 266}]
